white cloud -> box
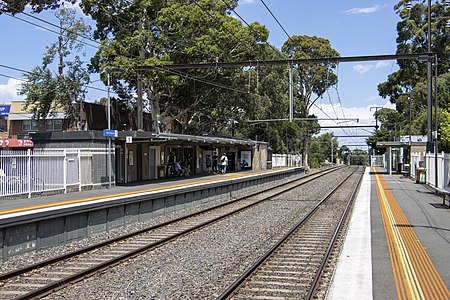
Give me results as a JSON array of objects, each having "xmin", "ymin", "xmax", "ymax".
[
  {"xmin": 343, "ymin": 5, "xmax": 382, "ymax": 15},
  {"xmin": 0, "ymin": 78, "xmax": 25, "ymax": 104},
  {"xmin": 240, "ymin": 0, "xmax": 257, "ymax": 4},
  {"xmin": 310, "ymin": 101, "xmax": 396, "ymax": 146},
  {"xmin": 353, "ymin": 61, "xmax": 390, "ymax": 74}
]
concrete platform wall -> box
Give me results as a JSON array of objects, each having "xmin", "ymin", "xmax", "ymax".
[{"xmin": 0, "ymin": 169, "xmax": 299, "ymax": 261}]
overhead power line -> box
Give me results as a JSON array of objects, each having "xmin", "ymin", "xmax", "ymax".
[
  {"xmin": 219, "ymin": 0, "xmax": 285, "ymax": 58},
  {"xmin": 2, "ymin": 11, "xmax": 99, "ymax": 49},
  {"xmin": 137, "ymin": 53, "xmax": 431, "ymax": 70},
  {"xmin": 2, "ymin": 7, "xmax": 250, "ymax": 96},
  {"xmin": 260, "ymin": 0, "xmax": 291, "ymax": 39},
  {"xmin": 0, "ymin": 64, "xmax": 112, "ymax": 94},
  {"xmin": 152, "ymin": 66, "xmax": 249, "ymax": 94}
]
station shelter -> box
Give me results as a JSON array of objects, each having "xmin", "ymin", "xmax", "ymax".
[
  {"xmin": 114, "ymin": 132, "xmax": 268, "ymax": 184},
  {"xmin": 376, "ymin": 135, "xmax": 427, "ymax": 177},
  {"xmin": 29, "ymin": 130, "xmax": 268, "ymax": 185}
]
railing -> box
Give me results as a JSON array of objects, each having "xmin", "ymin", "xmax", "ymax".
[
  {"xmin": 370, "ymin": 155, "xmax": 385, "ymax": 167},
  {"xmin": 425, "ymin": 152, "xmax": 450, "ymax": 189},
  {"xmin": 0, "ymin": 149, "xmax": 80, "ymax": 198},
  {"xmin": 271, "ymin": 154, "xmax": 302, "ymax": 168}
]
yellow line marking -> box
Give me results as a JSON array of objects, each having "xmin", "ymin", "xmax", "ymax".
[
  {"xmin": 374, "ymin": 167, "xmax": 450, "ymax": 300},
  {"xmin": 0, "ymin": 168, "xmax": 294, "ymax": 215}
]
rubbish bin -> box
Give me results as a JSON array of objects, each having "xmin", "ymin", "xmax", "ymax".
[
  {"xmin": 158, "ymin": 166, "xmax": 166, "ymax": 179},
  {"xmin": 417, "ymin": 167, "xmax": 426, "ymax": 184}
]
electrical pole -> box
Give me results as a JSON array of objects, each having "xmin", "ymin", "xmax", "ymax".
[
  {"xmin": 289, "ymin": 63, "xmax": 293, "ymax": 122},
  {"xmin": 426, "ymin": 0, "xmax": 433, "ymax": 153},
  {"xmin": 107, "ymin": 74, "xmax": 112, "ymax": 189},
  {"xmin": 370, "ymin": 106, "xmax": 383, "ymax": 130},
  {"xmin": 137, "ymin": 72, "xmax": 143, "ymax": 130}
]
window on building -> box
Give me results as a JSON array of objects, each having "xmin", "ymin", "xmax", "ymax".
[
  {"xmin": 45, "ymin": 119, "xmax": 62, "ymax": 131},
  {"xmin": 22, "ymin": 120, "xmax": 38, "ymax": 132},
  {"xmin": 0, "ymin": 117, "xmax": 6, "ymax": 132}
]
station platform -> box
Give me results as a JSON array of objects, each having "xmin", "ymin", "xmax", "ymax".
[
  {"xmin": 328, "ymin": 167, "xmax": 450, "ymax": 300},
  {"xmin": 0, "ymin": 166, "xmax": 306, "ymax": 262},
  {"xmin": 0, "ymin": 167, "xmax": 299, "ymax": 220}
]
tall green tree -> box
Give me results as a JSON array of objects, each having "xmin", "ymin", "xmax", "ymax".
[
  {"xmin": 0, "ymin": 0, "xmax": 72, "ymax": 14},
  {"xmin": 350, "ymin": 148, "xmax": 368, "ymax": 165},
  {"xmin": 377, "ymin": 1, "xmax": 450, "ymax": 150},
  {"xmin": 339, "ymin": 145, "xmax": 351, "ymax": 165},
  {"xmin": 309, "ymin": 132, "xmax": 338, "ymax": 168},
  {"xmin": 19, "ymin": 7, "xmax": 91, "ymax": 129},
  {"xmin": 281, "ymin": 35, "xmax": 340, "ymax": 164},
  {"xmin": 82, "ymin": 0, "xmax": 271, "ymax": 134}
]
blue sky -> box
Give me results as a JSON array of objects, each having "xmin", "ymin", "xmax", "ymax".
[{"xmin": 0, "ymin": 0, "xmax": 402, "ymax": 148}]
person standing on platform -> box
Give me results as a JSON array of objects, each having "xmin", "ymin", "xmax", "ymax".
[
  {"xmin": 205, "ymin": 155, "xmax": 212, "ymax": 174},
  {"xmin": 220, "ymin": 153, "xmax": 228, "ymax": 174},
  {"xmin": 212, "ymin": 155, "xmax": 218, "ymax": 174}
]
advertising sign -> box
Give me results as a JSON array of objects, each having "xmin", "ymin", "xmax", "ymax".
[
  {"xmin": 240, "ymin": 150, "xmax": 252, "ymax": 168},
  {"xmin": 0, "ymin": 139, "xmax": 34, "ymax": 148}
]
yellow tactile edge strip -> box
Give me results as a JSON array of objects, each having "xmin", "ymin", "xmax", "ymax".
[
  {"xmin": 374, "ymin": 167, "xmax": 450, "ymax": 300},
  {"xmin": 0, "ymin": 168, "xmax": 291, "ymax": 216}
]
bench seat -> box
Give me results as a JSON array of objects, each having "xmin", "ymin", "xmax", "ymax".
[{"xmin": 436, "ymin": 187, "xmax": 450, "ymax": 206}]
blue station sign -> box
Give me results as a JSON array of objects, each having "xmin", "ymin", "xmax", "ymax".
[
  {"xmin": 103, "ymin": 129, "xmax": 118, "ymax": 137},
  {"xmin": 0, "ymin": 105, "xmax": 10, "ymax": 116}
]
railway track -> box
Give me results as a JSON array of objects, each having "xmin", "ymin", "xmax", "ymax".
[
  {"xmin": 217, "ymin": 166, "xmax": 364, "ymax": 300},
  {"xmin": 0, "ymin": 166, "xmax": 345, "ymax": 300}
]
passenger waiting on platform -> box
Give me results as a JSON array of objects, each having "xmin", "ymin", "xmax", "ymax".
[
  {"xmin": 174, "ymin": 161, "xmax": 182, "ymax": 176},
  {"xmin": 220, "ymin": 153, "xmax": 228, "ymax": 174},
  {"xmin": 206, "ymin": 155, "xmax": 212, "ymax": 174},
  {"xmin": 212, "ymin": 155, "xmax": 218, "ymax": 174}
]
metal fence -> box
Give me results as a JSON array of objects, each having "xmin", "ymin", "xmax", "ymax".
[
  {"xmin": 425, "ymin": 152, "xmax": 450, "ymax": 190},
  {"xmin": 370, "ymin": 155, "xmax": 385, "ymax": 167},
  {"xmin": 0, "ymin": 148, "xmax": 110, "ymax": 198},
  {"xmin": 272, "ymin": 154, "xmax": 302, "ymax": 168}
]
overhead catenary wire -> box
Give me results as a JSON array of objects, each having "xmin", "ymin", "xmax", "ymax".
[
  {"xmin": 1, "ymin": 11, "xmax": 99, "ymax": 49},
  {"xmin": 152, "ymin": 66, "xmax": 250, "ymax": 94},
  {"xmin": 218, "ymin": 0, "xmax": 286, "ymax": 59},
  {"xmin": 0, "ymin": 5, "xmax": 251, "ymax": 99},
  {"xmin": 0, "ymin": 64, "xmax": 114, "ymax": 94},
  {"xmin": 260, "ymin": 0, "xmax": 291, "ymax": 40},
  {"xmin": 221, "ymin": 0, "xmax": 360, "ymax": 143},
  {"xmin": 75, "ymin": 2, "xmax": 261, "ymax": 95}
]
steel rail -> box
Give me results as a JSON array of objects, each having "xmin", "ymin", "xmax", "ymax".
[
  {"xmin": 0, "ymin": 166, "xmax": 344, "ymax": 299},
  {"xmin": 305, "ymin": 166, "xmax": 365, "ymax": 300},
  {"xmin": 0, "ymin": 166, "xmax": 341, "ymax": 282},
  {"xmin": 216, "ymin": 167, "xmax": 361, "ymax": 300}
]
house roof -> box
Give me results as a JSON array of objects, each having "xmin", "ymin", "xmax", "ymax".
[
  {"xmin": 31, "ymin": 130, "xmax": 266, "ymax": 146},
  {"xmin": 8, "ymin": 112, "xmax": 66, "ymax": 120}
]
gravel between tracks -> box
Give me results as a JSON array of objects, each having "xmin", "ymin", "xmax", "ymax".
[
  {"xmin": 0, "ymin": 170, "xmax": 312, "ymax": 275},
  {"xmin": 42, "ymin": 167, "xmax": 354, "ymax": 300}
]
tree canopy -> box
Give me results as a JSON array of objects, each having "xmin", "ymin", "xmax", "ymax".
[
  {"xmin": 19, "ymin": 7, "xmax": 91, "ymax": 129},
  {"xmin": 0, "ymin": 0, "xmax": 73, "ymax": 14},
  {"xmin": 376, "ymin": 0, "xmax": 450, "ymax": 152}
]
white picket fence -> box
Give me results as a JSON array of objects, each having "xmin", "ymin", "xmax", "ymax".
[
  {"xmin": 0, "ymin": 149, "xmax": 109, "ymax": 198},
  {"xmin": 425, "ymin": 152, "xmax": 450, "ymax": 189},
  {"xmin": 370, "ymin": 155, "xmax": 385, "ymax": 167},
  {"xmin": 272, "ymin": 154, "xmax": 302, "ymax": 168}
]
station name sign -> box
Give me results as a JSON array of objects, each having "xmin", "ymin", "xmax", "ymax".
[
  {"xmin": 103, "ymin": 129, "xmax": 118, "ymax": 137},
  {"xmin": 0, "ymin": 105, "xmax": 10, "ymax": 116},
  {"xmin": 0, "ymin": 139, "xmax": 34, "ymax": 148}
]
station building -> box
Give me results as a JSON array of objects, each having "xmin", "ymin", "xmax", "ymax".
[{"xmin": 1, "ymin": 100, "xmax": 268, "ymax": 188}]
